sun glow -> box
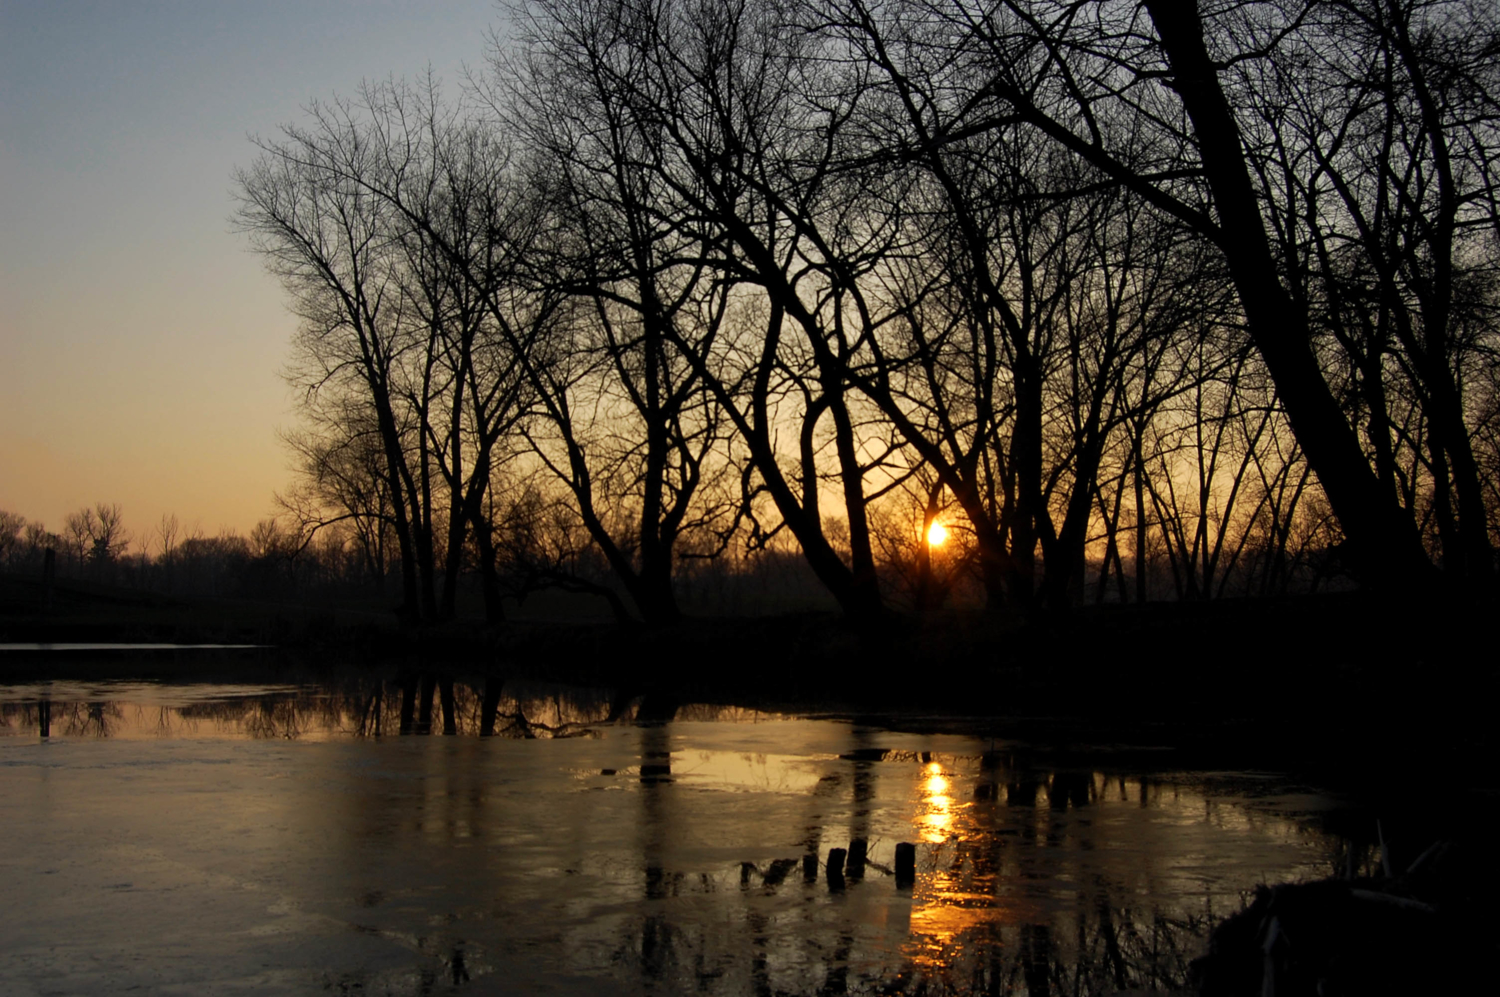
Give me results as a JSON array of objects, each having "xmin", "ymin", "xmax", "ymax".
[{"xmin": 926, "ymin": 521, "xmax": 949, "ymax": 547}]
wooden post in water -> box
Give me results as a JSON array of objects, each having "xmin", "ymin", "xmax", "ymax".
[
  {"xmin": 895, "ymin": 842, "xmax": 916, "ymax": 887},
  {"xmin": 802, "ymin": 854, "xmax": 819, "ymax": 882},
  {"xmin": 42, "ymin": 548, "xmax": 55, "ymax": 610},
  {"xmin": 38, "ymin": 699, "xmax": 50, "ymax": 739},
  {"xmin": 826, "ymin": 847, "xmax": 846, "ymax": 889}
]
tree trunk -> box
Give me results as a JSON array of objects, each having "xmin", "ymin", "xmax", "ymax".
[
  {"xmin": 1144, "ymin": 0, "xmax": 1435, "ymax": 589},
  {"xmin": 398, "ymin": 672, "xmax": 417, "ymax": 735},
  {"xmin": 373, "ymin": 396, "xmax": 421, "ymax": 624},
  {"xmin": 417, "ymin": 673, "xmax": 436, "ymax": 735},
  {"xmin": 1008, "ymin": 369, "xmax": 1043, "ymax": 603},
  {"xmin": 479, "ymin": 676, "xmax": 503, "ymax": 736},
  {"xmin": 438, "ymin": 676, "xmax": 456, "ymax": 735},
  {"xmin": 829, "ymin": 395, "xmax": 882, "ymax": 611}
]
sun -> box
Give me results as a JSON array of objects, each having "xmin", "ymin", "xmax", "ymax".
[{"xmin": 926, "ymin": 521, "xmax": 949, "ymax": 547}]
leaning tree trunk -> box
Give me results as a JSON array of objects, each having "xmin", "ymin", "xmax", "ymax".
[{"xmin": 1144, "ymin": 0, "xmax": 1435, "ymax": 589}]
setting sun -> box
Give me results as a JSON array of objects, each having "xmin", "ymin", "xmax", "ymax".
[{"xmin": 926, "ymin": 521, "xmax": 949, "ymax": 547}]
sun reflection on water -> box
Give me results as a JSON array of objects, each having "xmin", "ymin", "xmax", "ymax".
[
  {"xmin": 919, "ymin": 762, "xmax": 955, "ymax": 843},
  {"xmin": 887, "ymin": 760, "xmax": 1340, "ymax": 989}
]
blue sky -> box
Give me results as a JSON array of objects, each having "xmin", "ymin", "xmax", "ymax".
[{"xmin": 1, "ymin": 0, "xmax": 502, "ymax": 539}]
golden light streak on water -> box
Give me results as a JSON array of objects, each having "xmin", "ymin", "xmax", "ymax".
[{"xmin": 920, "ymin": 762, "xmax": 954, "ymax": 842}]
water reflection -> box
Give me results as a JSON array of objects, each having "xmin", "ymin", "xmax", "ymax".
[
  {"xmin": 0, "ymin": 677, "xmax": 652, "ymax": 741},
  {"xmin": 921, "ymin": 762, "xmax": 954, "ymax": 842},
  {"xmin": 0, "ymin": 677, "xmax": 1350, "ymax": 995}
]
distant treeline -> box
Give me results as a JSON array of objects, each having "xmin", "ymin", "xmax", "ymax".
[
  {"xmin": 0, "ymin": 502, "xmax": 841, "ymax": 617},
  {"xmin": 0, "ymin": 505, "xmax": 369, "ymax": 602},
  {"xmin": 222, "ymin": 0, "xmax": 1494, "ymax": 624}
]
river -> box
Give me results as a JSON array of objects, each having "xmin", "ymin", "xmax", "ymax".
[{"xmin": 0, "ymin": 671, "xmax": 1364, "ymax": 996}]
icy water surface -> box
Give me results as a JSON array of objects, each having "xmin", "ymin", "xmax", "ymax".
[{"xmin": 0, "ymin": 678, "xmax": 1352, "ymax": 995}]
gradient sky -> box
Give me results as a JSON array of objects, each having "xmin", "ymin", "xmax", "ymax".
[{"xmin": 0, "ymin": 0, "xmax": 502, "ymax": 543}]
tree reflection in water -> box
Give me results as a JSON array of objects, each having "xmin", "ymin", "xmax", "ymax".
[
  {"xmin": 0, "ymin": 677, "xmax": 1346, "ymax": 995},
  {"xmin": 0, "ymin": 674, "xmax": 623, "ymax": 741}
]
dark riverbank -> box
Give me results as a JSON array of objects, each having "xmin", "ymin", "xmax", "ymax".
[{"xmin": 5, "ymin": 581, "xmax": 1496, "ymax": 797}]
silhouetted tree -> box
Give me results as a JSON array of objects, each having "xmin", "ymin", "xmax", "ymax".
[
  {"xmin": 237, "ymin": 80, "xmax": 546, "ymax": 624},
  {"xmin": 484, "ymin": 27, "xmax": 743, "ymax": 623}
]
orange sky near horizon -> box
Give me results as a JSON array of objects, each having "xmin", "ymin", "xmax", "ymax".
[{"xmin": 0, "ymin": 1, "xmax": 500, "ymax": 544}]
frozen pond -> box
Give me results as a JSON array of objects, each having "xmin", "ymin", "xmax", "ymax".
[{"xmin": 0, "ymin": 678, "xmax": 1357, "ymax": 995}]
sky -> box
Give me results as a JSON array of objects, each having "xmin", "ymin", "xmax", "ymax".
[{"xmin": 0, "ymin": 0, "xmax": 503, "ymax": 542}]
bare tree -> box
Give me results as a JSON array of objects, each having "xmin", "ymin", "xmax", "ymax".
[
  {"xmin": 0, "ymin": 510, "xmax": 25, "ymax": 567},
  {"xmin": 62, "ymin": 503, "xmax": 129, "ymax": 572},
  {"xmin": 504, "ymin": 0, "xmax": 893, "ymax": 619},
  {"xmin": 237, "ymin": 80, "xmax": 547, "ymax": 624},
  {"xmin": 484, "ymin": 24, "xmax": 744, "ymax": 623},
  {"xmin": 236, "ymin": 112, "xmax": 429, "ymax": 619}
]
